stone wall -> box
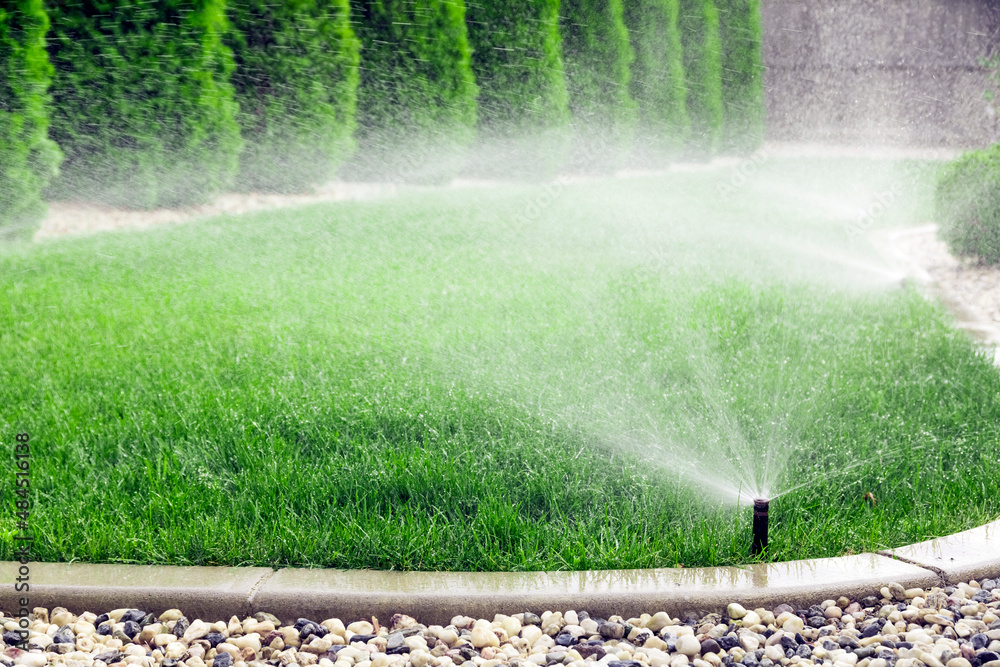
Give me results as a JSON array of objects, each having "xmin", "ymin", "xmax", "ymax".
[{"xmin": 762, "ymin": 0, "xmax": 1000, "ymax": 148}]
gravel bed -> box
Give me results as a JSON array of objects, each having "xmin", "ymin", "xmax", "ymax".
[{"xmin": 4, "ymin": 580, "xmax": 999, "ymax": 667}]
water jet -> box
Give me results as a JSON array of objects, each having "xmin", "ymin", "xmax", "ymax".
[{"xmin": 751, "ymin": 498, "xmax": 769, "ymax": 557}]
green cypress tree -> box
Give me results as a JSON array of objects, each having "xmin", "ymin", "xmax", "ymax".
[
  {"xmin": 45, "ymin": 0, "xmax": 242, "ymax": 209},
  {"xmin": 623, "ymin": 0, "xmax": 689, "ymax": 165},
  {"xmin": 465, "ymin": 0, "xmax": 571, "ymax": 179},
  {"xmin": 226, "ymin": 0, "xmax": 360, "ymax": 193},
  {"xmin": 677, "ymin": 0, "xmax": 724, "ymax": 157},
  {"xmin": 346, "ymin": 0, "xmax": 478, "ymax": 184},
  {"xmin": 716, "ymin": 0, "xmax": 765, "ymax": 155},
  {"xmin": 0, "ymin": 0, "xmax": 61, "ymax": 239},
  {"xmin": 560, "ymin": 0, "xmax": 638, "ymax": 172}
]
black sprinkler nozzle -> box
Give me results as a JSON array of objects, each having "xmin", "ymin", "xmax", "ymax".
[{"xmin": 751, "ymin": 497, "xmax": 769, "ymax": 557}]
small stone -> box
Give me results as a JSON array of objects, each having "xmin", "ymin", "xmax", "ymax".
[
  {"xmin": 739, "ymin": 636, "xmax": 759, "ymax": 652},
  {"xmin": 576, "ymin": 645, "xmax": 605, "ymax": 660},
  {"xmin": 185, "ymin": 620, "xmax": 212, "ymax": 643},
  {"xmin": 782, "ymin": 617, "xmax": 804, "ymax": 634},
  {"xmin": 214, "ymin": 654, "xmax": 234, "ymax": 667},
  {"xmin": 918, "ymin": 652, "xmax": 944, "ymax": 667},
  {"xmin": 764, "ymin": 646, "xmax": 784, "ymax": 662},
  {"xmin": 946, "ymin": 660, "xmax": 972, "ymax": 667},
  {"xmin": 347, "ymin": 621, "xmax": 373, "ymax": 636},
  {"xmin": 825, "ymin": 607, "xmax": 842, "ymax": 620},
  {"xmin": 727, "ymin": 605, "xmax": 748, "ymax": 621},
  {"xmin": 13, "ymin": 654, "xmax": 46, "ymax": 667},
  {"xmin": 677, "ymin": 636, "xmax": 701, "ymax": 657},
  {"xmin": 647, "ymin": 613, "xmax": 672, "ymax": 633},
  {"xmin": 470, "ymin": 626, "xmax": 499, "ymax": 649},
  {"xmin": 51, "ymin": 608, "xmax": 75, "ymax": 627},
  {"xmin": 599, "ymin": 623, "xmax": 625, "ymax": 640},
  {"xmin": 523, "ymin": 614, "xmax": 542, "ymax": 627},
  {"xmin": 700, "ymin": 640, "xmax": 721, "ymax": 655}
]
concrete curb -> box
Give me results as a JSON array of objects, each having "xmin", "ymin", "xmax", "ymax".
[{"xmin": 2, "ymin": 519, "xmax": 998, "ymax": 625}]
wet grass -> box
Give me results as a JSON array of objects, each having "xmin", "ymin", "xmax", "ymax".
[{"xmin": 2, "ymin": 156, "xmax": 998, "ymax": 570}]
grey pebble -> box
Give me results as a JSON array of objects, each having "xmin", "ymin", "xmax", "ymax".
[{"xmin": 599, "ymin": 622, "xmax": 624, "ymax": 640}]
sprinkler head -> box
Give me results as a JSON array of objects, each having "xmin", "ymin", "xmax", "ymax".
[{"xmin": 751, "ymin": 497, "xmax": 769, "ymax": 557}]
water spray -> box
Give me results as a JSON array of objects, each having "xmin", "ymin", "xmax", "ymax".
[{"xmin": 751, "ymin": 497, "xmax": 769, "ymax": 557}]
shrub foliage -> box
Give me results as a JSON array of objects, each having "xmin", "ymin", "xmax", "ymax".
[
  {"xmin": 465, "ymin": 0, "xmax": 571, "ymax": 178},
  {"xmin": 0, "ymin": 0, "xmax": 61, "ymax": 238},
  {"xmin": 346, "ymin": 0, "xmax": 478, "ymax": 183},
  {"xmin": 45, "ymin": 0, "xmax": 242, "ymax": 209},
  {"xmin": 560, "ymin": 0, "xmax": 638, "ymax": 171},
  {"xmin": 936, "ymin": 144, "xmax": 1000, "ymax": 265},
  {"xmin": 226, "ymin": 0, "xmax": 360, "ymax": 194},
  {"xmin": 623, "ymin": 0, "xmax": 689, "ymax": 164},
  {"xmin": 677, "ymin": 0, "xmax": 724, "ymax": 157},
  {"xmin": 716, "ymin": 0, "xmax": 765, "ymax": 154}
]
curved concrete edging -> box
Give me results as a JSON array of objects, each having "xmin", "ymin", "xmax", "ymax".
[{"xmin": 1, "ymin": 519, "xmax": 998, "ymax": 625}]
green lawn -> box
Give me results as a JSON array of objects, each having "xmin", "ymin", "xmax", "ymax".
[{"xmin": 2, "ymin": 156, "xmax": 998, "ymax": 570}]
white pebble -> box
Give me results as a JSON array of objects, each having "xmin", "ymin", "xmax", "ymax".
[
  {"xmin": 727, "ymin": 604, "xmax": 748, "ymax": 620},
  {"xmin": 647, "ymin": 612, "xmax": 672, "ymax": 633},
  {"xmin": 471, "ymin": 626, "xmax": 500, "ymax": 649},
  {"xmin": 676, "ymin": 635, "xmax": 701, "ymax": 657},
  {"xmin": 347, "ymin": 621, "xmax": 373, "ymax": 636},
  {"xmin": 783, "ymin": 616, "xmax": 804, "ymax": 633}
]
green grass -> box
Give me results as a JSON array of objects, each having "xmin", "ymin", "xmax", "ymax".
[{"xmin": 2, "ymin": 156, "xmax": 998, "ymax": 570}]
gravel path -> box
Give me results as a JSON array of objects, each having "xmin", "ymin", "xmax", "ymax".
[
  {"xmin": 4, "ymin": 580, "xmax": 999, "ymax": 667},
  {"xmin": 33, "ymin": 183, "xmax": 403, "ymax": 240},
  {"xmin": 873, "ymin": 225, "xmax": 1000, "ymax": 365}
]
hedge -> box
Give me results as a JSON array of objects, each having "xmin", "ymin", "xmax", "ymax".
[
  {"xmin": 623, "ymin": 0, "xmax": 689, "ymax": 165},
  {"xmin": 560, "ymin": 0, "xmax": 638, "ymax": 172},
  {"xmin": 0, "ymin": 0, "xmax": 61, "ymax": 239},
  {"xmin": 226, "ymin": 0, "xmax": 360, "ymax": 194},
  {"xmin": 935, "ymin": 144, "xmax": 1000, "ymax": 265},
  {"xmin": 346, "ymin": 0, "xmax": 478, "ymax": 184},
  {"xmin": 465, "ymin": 0, "xmax": 571, "ymax": 178},
  {"xmin": 716, "ymin": 0, "xmax": 765, "ymax": 155},
  {"xmin": 45, "ymin": 0, "xmax": 242, "ymax": 209},
  {"xmin": 677, "ymin": 0, "xmax": 724, "ymax": 157}
]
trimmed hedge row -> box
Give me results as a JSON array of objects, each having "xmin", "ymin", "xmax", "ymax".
[
  {"xmin": 346, "ymin": 0, "xmax": 478, "ymax": 184},
  {"xmin": 0, "ymin": 0, "xmax": 767, "ymax": 232},
  {"xmin": 465, "ymin": 0, "xmax": 571, "ymax": 179},
  {"xmin": 623, "ymin": 0, "xmax": 689, "ymax": 164},
  {"xmin": 560, "ymin": 0, "xmax": 638, "ymax": 172},
  {"xmin": 936, "ymin": 144, "xmax": 1000, "ymax": 265},
  {"xmin": 0, "ymin": 0, "xmax": 61, "ymax": 239},
  {"xmin": 677, "ymin": 0, "xmax": 724, "ymax": 158},
  {"xmin": 717, "ymin": 0, "xmax": 765, "ymax": 155},
  {"xmin": 45, "ymin": 0, "xmax": 243, "ymax": 209},
  {"xmin": 226, "ymin": 0, "xmax": 360, "ymax": 193}
]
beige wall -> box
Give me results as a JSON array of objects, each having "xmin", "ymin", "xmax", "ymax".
[{"xmin": 762, "ymin": 0, "xmax": 1000, "ymax": 148}]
